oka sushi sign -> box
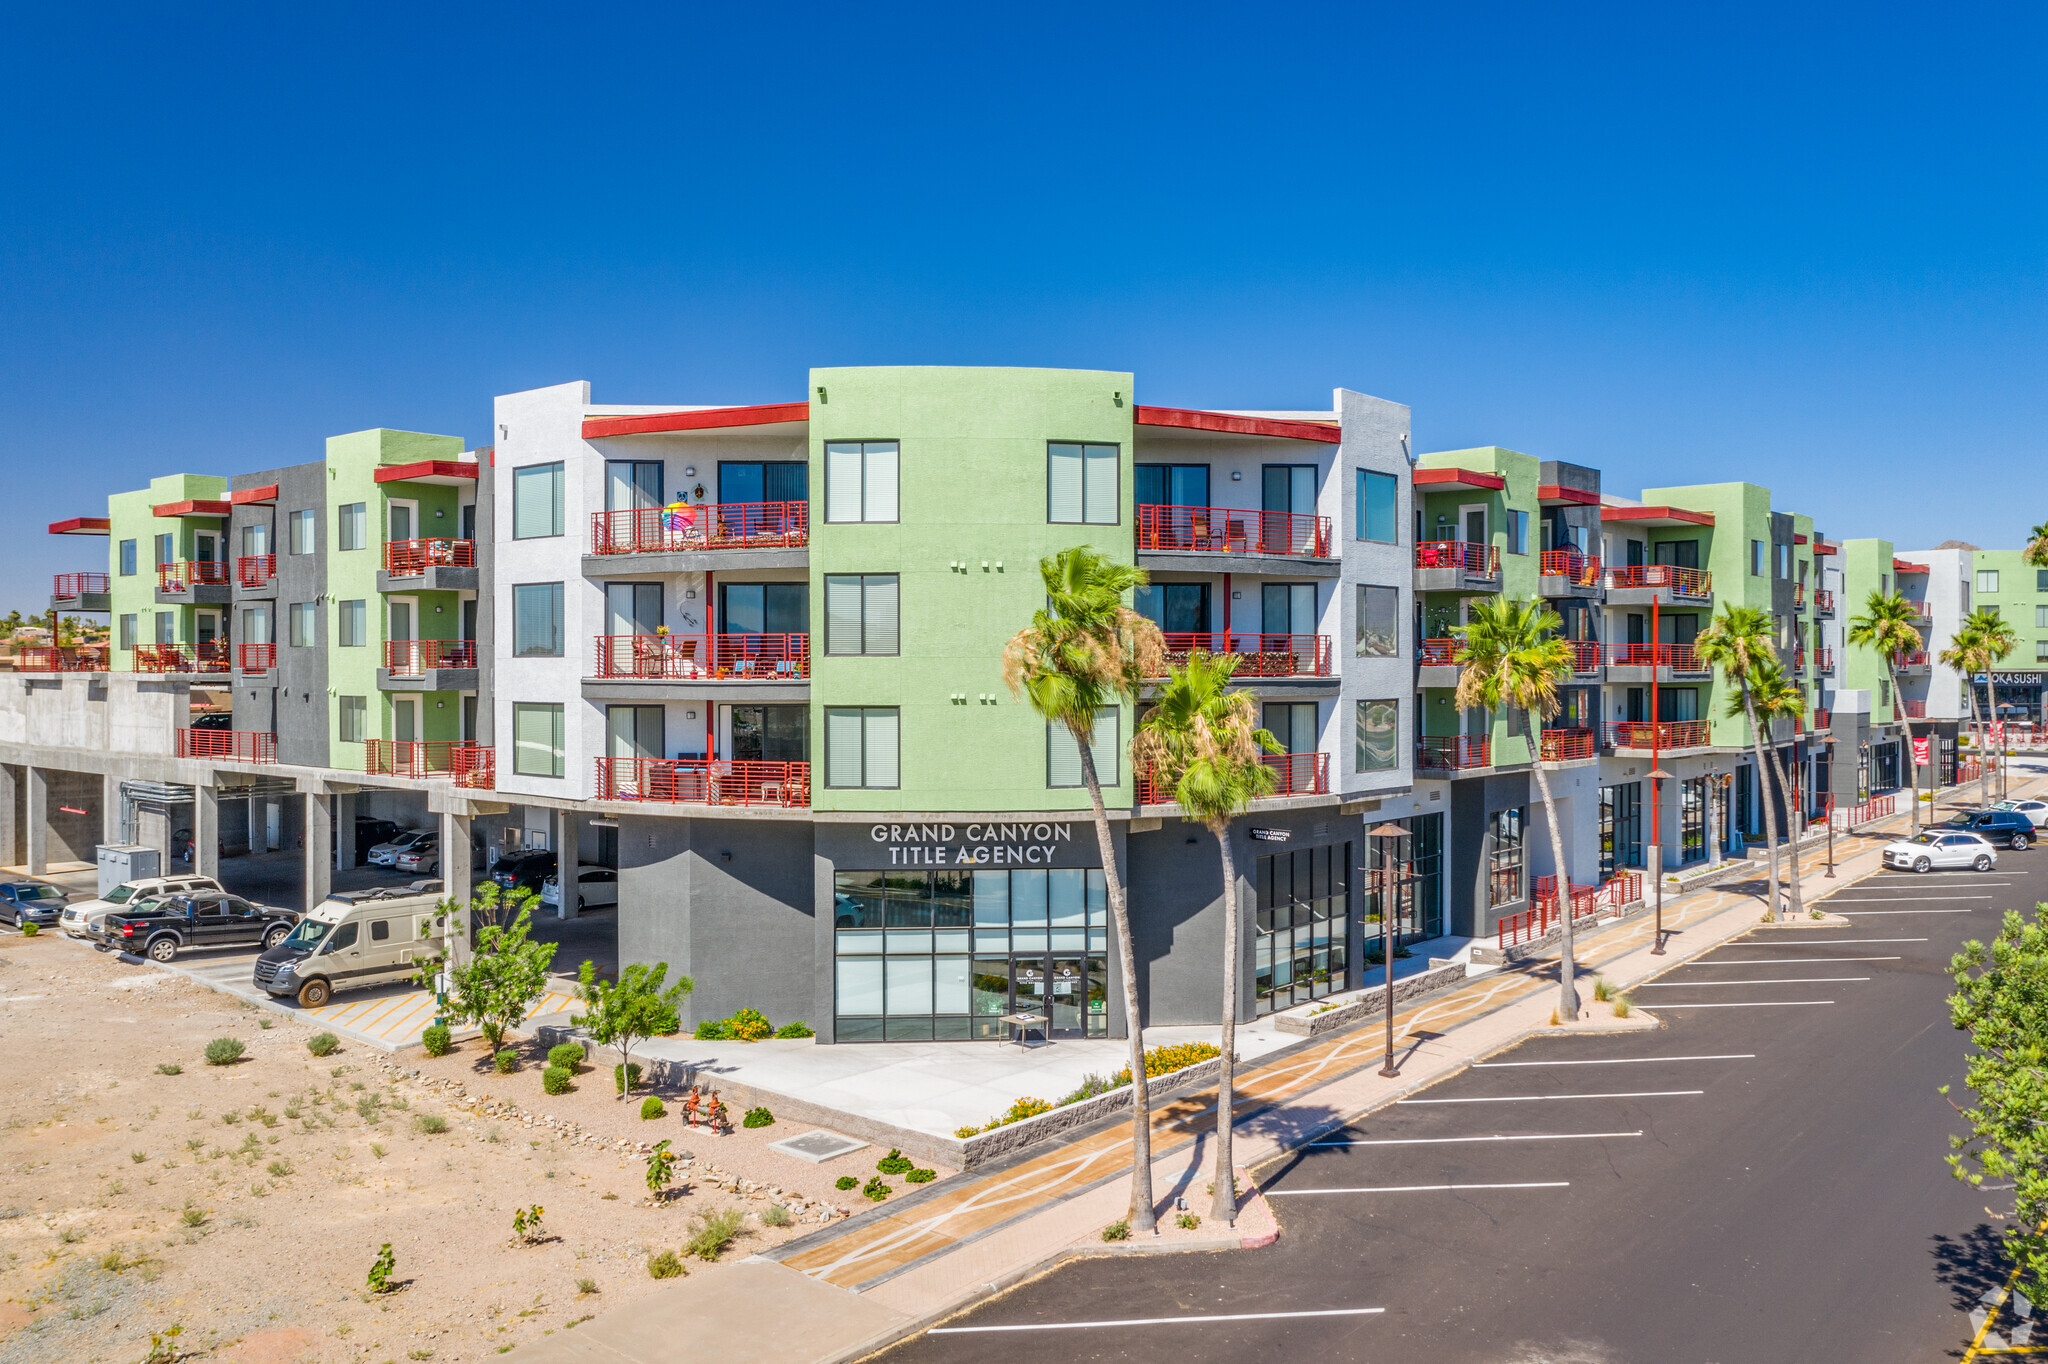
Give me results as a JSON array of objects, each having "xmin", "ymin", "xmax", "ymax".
[{"xmin": 864, "ymin": 821, "xmax": 1088, "ymax": 868}]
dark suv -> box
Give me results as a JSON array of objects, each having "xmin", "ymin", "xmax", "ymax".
[
  {"xmin": 490, "ymin": 850, "xmax": 557, "ymax": 894},
  {"xmin": 1944, "ymin": 809, "xmax": 2035, "ymax": 850}
]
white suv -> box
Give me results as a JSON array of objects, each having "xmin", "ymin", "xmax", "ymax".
[
  {"xmin": 1992, "ymin": 799, "xmax": 2048, "ymax": 829},
  {"xmin": 61, "ymin": 874, "xmax": 224, "ymax": 940},
  {"xmin": 1881, "ymin": 831, "xmax": 1998, "ymax": 873}
]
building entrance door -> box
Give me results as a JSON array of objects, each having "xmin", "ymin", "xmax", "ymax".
[{"xmin": 1047, "ymin": 957, "xmax": 1088, "ymax": 1038}]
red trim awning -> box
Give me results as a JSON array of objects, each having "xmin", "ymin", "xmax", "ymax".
[
  {"xmin": 1601, "ymin": 505, "xmax": 1715, "ymax": 527},
  {"xmin": 374, "ymin": 460, "xmax": 480, "ymax": 486},
  {"xmin": 1894, "ymin": 558, "xmax": 1928, "ymax": 574},
  {"xmin": 1537, "ymin": 483, "xmax": 1600, "ymax": 506},
  {"xmin": 582, "ymin": 402, "xmax": 810, "ymax": 440},
  {"xmin": 1414, "ymin": 467, "xmax": 1508, "ymax": 493},
  {"xmin": 150, "ymin": 500, "xmax": 231, "ymax": 518},
  {"xmin": 1793, "ymin": 533, "xmax": 1808, "ymax": 544},
  {"xmin": 1813, "ymin": 540, "xmax": 1839, "ymax": 555},
  {"xmin": 1133, "ymin": 406, "xmax": 1341, "ymax": 444},
  {"xmin": 229, "ymin": 485, "xmax": 278, "ymax": 506},
  {"xmin": 47, "ymin": 517, "xmax": 109, "ymax": 536}
]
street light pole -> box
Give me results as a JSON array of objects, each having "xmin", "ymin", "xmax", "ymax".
[
  {"xmin": 1649, "ymin": 767, "xmax": 1670, "ymax": 953},
  {"xmin": 1370, "ymin": 823, "xmax": 1411, "ymax": 1079}
]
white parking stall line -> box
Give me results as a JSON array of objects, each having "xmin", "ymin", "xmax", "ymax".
[
  {"xmin": 1685, "ymin": 956, "xmax": 1898, "ymax": 964},
  {"xmin": 1399, "ymin": 1091, "xmax": 1702, "ymax": 1105},
  {"xmin": 1652, "ymin": 1000, "xmax": 1835, "ymax": 1007},
  {"xmin": 1711, "ymin": 937, "xmax": 1927, "ymax": 945},
  {"xmin": 1835, "ymin": 909, "xmax": 1974, "ymax": 915},
  {"xmin": 930, "ymin": 1308, "xmax": 1387, "ymax": 1333},
  {"xmin": 1825, "ymin": 895, "xmax": 1992, "ymax": 902},
  {"xmin": 1637, "ymin": 977, "xmax": 1869, "ymax": 987},
  {"xmin": 1267, "ymin": 1182, "xmax": 1570, "ymax": 1197},
  {"xmin": 1308, "ymin": 1132, "xmax": 1643, "ymax": 1147},
  {"xmin": 1474, "ymin": 1055, "xmax": 1752, "ymax": 1068}
]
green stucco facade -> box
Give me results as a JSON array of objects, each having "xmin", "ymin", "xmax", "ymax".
[
  {"xmin": 106, "ymin": 473, "xmax": 228, "ymax": 669},
  {"xmin": 1968, "ymin": 551, "xmax": 2048, "ymax": 667}
]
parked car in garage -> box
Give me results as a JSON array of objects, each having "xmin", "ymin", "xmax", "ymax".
[
  {"xmin": 0, "ymin": 882, "xmax": 68, "ymax": 928},
  {"xmin": 62, "ymin": 874, "xmax": 222, "ymax": 940},
  {"xmin": 340, "ymin": 818, "xmax": 403, "ymax": 869},
  {"xmin": 1941, "ymin": 808, "xmax": 2035, "ymax": 850},
  {"xmin": 541, "ymin": 865, "xmax": 619, "ymax": 913},
  {"xmin": 489, "ymin": 849, "xmax": 556, "ymax": 896},
  {"xmin": 395, "ymin": 834, "xmax": 440, "ymax": 875},
  {"xmin": 1882, "ymin": 829, "xmax": 1999, "ymax": 872}
]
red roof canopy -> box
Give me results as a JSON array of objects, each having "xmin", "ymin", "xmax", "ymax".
[
  {"xmin": 1813, "ymin": 540, "xmax": 1839, "ymax": 555},
  {"xmin": 150, "ymin": 500, "xmax": 231, "ymax": 518},
  {"xmin": 1133, "ymin": 406, "xmax": 1341, "ymax": 444},
  {"xmin": 374, "ymin": 461, "xmax": 479, "ymax": 486},
  {"xmin": 229, "ymin": 485, "xmax": 278, "ymax": 505},
  {"xmin": 1600, "ymin": 505, "xmax": 1715, "ymax": 527},
  {"xmin": 1413, "ymin": 467, "xmax": 1508, "ymax": 493},
  {"xmin": 1537, "ymin": 483, "xmax": 1600, "ymax": 506},
  {"xmin": 1894, "ymin": 558, "xmax": 1928, "ymax": 574},
  {"xmin": 582, "ymin": 402, "xmax": 810, "ymax": 440},
  {"xmin": 47, "ymin": 517, "xmax": 110, "ymax": 536}
]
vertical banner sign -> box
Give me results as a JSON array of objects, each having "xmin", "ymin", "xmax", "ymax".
[
  {"xmin": 1912, "ymin": 737, "xmax": 1932, "ymax": 766},
  {"xmin": 1993, "ymin": 722, "xmax": 2006, "ymax": 743}
]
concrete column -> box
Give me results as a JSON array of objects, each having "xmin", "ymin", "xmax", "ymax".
[
  {"xmin": 333, "ymin": 792, "xmax": 356, "ymax": 870},
  {"xmin": 25, "ymin": 767, "xmax": 48, "ymax": 876},
  {"xmin": 102, "ymin": 774, "xmax": 121, "ymax": 848},
  {"xmin": 554, "ymin": 808, "xmax": 575, "ymax": 918},
  {"xmin": 439, "ymin": 810, "xmax": 473, "ymax": 969},
  {"xmin": 248, "ymin": 797, "xmax": 263, "ymax": 852},
  {"xmin": 194, "ymin": 783, "xmax": 219, "ymax": 882},
  {"xmin": 0, "ymin": 765, "xmax": 18, "ymax": 869},
  {"xmin": 302, "ymin": 792, "xmax": 331, "ymax": 912}
]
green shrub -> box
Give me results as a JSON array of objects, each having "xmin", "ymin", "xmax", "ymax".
[
  {"xmin": 693, "ymin": 1019, "xmax": 728, "ymax": 1041},
  {"xmin": 685, "ymin": 1206, "xmax": 746, "ymax": 1261},
  {"xmin": 156, "ymin": 1063, "xmax": 182, "ymax": 1076},
  {"xmin": 1176, "ymin": 1211, "xmax": 1201, "ymax": 1230},
  {"xmin": 905, "ymin": 1168, "xmax": 936, "ymax": 1184},
  {"xmin": 203, "ymin": 1038, "xmax": 245, "ymax": 1067},
  {"xmin": 614, "ymin": 1062, "xmax": 643, "ymax": 1093},
  {"xmin": 1101, "ymin": 1219, "xmax": 1130, "ymax": 1242},
  {"xmin": 547, "ymin": 1042, "xmax": 584, "ymax": 1071},
  {"xmin": 20, "ymin": 923, "xmax": 37, "ymax": 937},
  {"xmin": 760, "ymin": 1203, "xmax": 792, "ymax": 1227},
  {"xmin": 1113, "ymin": 1041, "xmax": 1221, "ymax": 1084},
  {"xmin": 1612, "ymin": 995, "xmax": 1634, "ymax": 1019},
  {"xmin": 742, "ymin": 1107, "xmax": 773, "ymax": 1129},
  {"xmin": 494, "ymin": 1048, "xmax": 518, "ymax": 1074},
  {"xmin": 1590, "ymin": 976, "xmax": 1615, "ymax": 1003},
  {"xmin": 876, "ymin": 1148, "xmax": 913, "ymax": 1175},
  {"xmin": 306, "ymin": 1033, "xmax": 339, "ymax": 1058},
  {"xmin": 421, "ymin": 1024, "xmax": 452, "ymax": 1057},
  {"xmin": 415, "ymin": 1114, "xmax": 448, "ymax": 1135},
  {"xmin": 646, "ymin": 1249, "xmax": 685, "ymax": 1280},
  {"xmin": 835, "ymin": 1175, "xmax": 858, "ymax": 1191},
  {"xmin": 640, "ymin": 1096, "xmax": 665, "ymax": 1120},
  {"xmin": 773, "ymin": 1020, "xmax": 814, "ymax": 1039},
  {"xmin": 862, "ymin": 1176, "xmax": 890, "ymax": 1202},
  {"xmin": 542, "ymin": 1066, "xmax": 573, "ymax": 1096},
  {"xmin": 367, "ymin": 1242, "xmax": 396, "ymax": 1293},
  {"xmin": 725, "ymin": 1007, "xmax": 773, "ymax": 1041}
]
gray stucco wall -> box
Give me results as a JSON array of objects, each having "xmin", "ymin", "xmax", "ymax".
[
  {"xmin": 231, "ymin": 462, "xmax": 328, "ymax": 766},
  {"xmin": 1448, "ymin": 770, "xmax": 1531, "ymax": 938}
]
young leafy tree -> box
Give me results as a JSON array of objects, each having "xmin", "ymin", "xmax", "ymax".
[
  {"xmin": 1947, "ymin": 909, "xmax": 2048, "ymax": 1302},
  {"xmin": 1131, "ymin": 652, "xmax": 1276, "ymax": 1227},
  {"xmin": 1698, "ymin": 606, "xmax": 1785, "ymax": 918},
  {"xmin": 1746, "ymin": 658, "xmax": 1808, "ymax": 918},
  {"xmin": 423, "ymin": 891, "xmax": 558, "ymax": 1051},
  {"xmin": 1003, "ymin": 546, "xmax": 1167, "ymax": 1234},
  {"xmin": 1847, "ymin": 590, "xmax": 1928, "ymax": 832},
  {"xmin": 571, "ymin": 961, "xmax": 693, "ymax": 1101},
  {"xmin": 1452, "ymin": 597, "xmax": 1579, "ymax": 1017}
]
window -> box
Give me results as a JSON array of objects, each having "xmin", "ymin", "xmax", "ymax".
[
  {"xmin": 825, "ymin": 707, "xmax": 900, "ymax": 788},
  {"xmin": 1506, "ymin": 510, "xmax": 1528, "ymax": 556},
  {"xmin": 118, "ymin": 540, "xmax": 136, "ymax": 576},
  {"xmin": 1047, "ymin": 442, "xmax": 1119, "ymax": 525},
  {"xmin": 824, "ymin": 575, "xmax": 900, "ymax": 655},
  {"xmin": 154, "ymin": 613, "xmax": 175, "ymax": 644},
  {"xmin": 1979, "ymin": 569, "xmax": 2001, "ymax": 594},
  {"xmin": 1135, "ymin": 464, "xmax": 1209, "ymax": 509},
  {"xmin": 1984, "ymin": 605, "xmax": 2000, "ymax": 619},
  {"xmin": 288, "ymin": 509, "xmax": 316, "ymax": 555},
  {"xmin": 1356, "ymin": 470, "xmax": 1397, "ymax": 543},
  {"xmin": 512, "ymin": 703, "xmax": 565, "ymax": 778},
  {"xmin": 1351, "ymin": 581, "xmax": 1400, "ymax": 655},
  {"xmin": 1776, "ymin": 543, "xmax": 1791, "ymax": 579},
  {"xmin": 1254, "ymin": 842, "xmax": 1353, "ymax": 1016},
  {"xmin": 512, "ymin": 462, "xmax": 565, "ymax": 539},
  {"xmin": 1136, "ymin": 582, "xmax": 1210, "ymax": 633},
  {"xmin": 338, "ymin": 503, "xmax": 366, "ymax": 551},
  {"xmin": 2038, "ymin": 569, "xmax": 2048, "ymax": 593},
  {"xmin": 1047, "ymin": 709, "xmax": 1119, "ymax": 788},
  {"xmin": 1487, "ymin": 807, "xmax": 1526, "ymax": 907},
  {"xmin": 2036, "ymin": 605, "xmax": 2048, "ymax": 630},
  {"xmin": 1356, "ymin": 699, "xmax": 1398, "ymax": 772},
  {"xmin": 118, "ymin": 614, "xmax": 136, "ymax": 650},
  {"xmin": 2036, "ymin": 640, "xmax": 2048, "ymax": 662},
  {"xmin": 718, "ymin": 461, "xmax": 807, "ymax": 505},
  {"xmin": 337, "ymin": 600, "xmax": 365, "ymax": 647},
  {"xmin": 338, "ymin": 696, "xmax": 367, "ymax": 743},
  {"xmin": 154, "ymin": 533, "xmax": 174, "ymax": 567},
  {"xmin": 1680, "ymin": 777, "xmax": 1707, "ymax": 864},
  {"xmin": 512, "ymin": 583, "xmax": 565, "ymax": 658},
  {"xmin": 606, "ymin": 460, "xmax": 664, "ymax": 511},
  {"xmin": 289, "ymin": 603, "xmax": 316, "ymax": 647},
  {"xmin": 1750, "ymin": 540, "xmax": 1764, "ymax": 576},
  {"xmin": 824, "ymin": 442, "xmax": 899, "ymax": 523},
  {"xmin": 370, "ymin": 920, "xmax": 390, "ymax": 942}
]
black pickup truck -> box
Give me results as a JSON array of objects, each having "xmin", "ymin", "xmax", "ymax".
[{"xmin": 103, "ymin": 891, "xmax": 299, "ymax": 962}]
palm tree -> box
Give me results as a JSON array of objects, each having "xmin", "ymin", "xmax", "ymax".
[
  {"xmin": 1847, "ymin": 591, "xmax": 1927, "ymax": 832},
  {"xmin": 2025, "ymin": 523, "xmax": 2048, "ymax": 569},
  {"xmin": 1132, "ymin": 653, "xmax": 1277, "ymax": 1227},
  {"xmin": 1697, "ymin": 606, "xmax": 1785, "ymax": 917},
  {"xmin": 1451, "ymin": 598, "xmax": 1579, "ymax": 1017},
  {"xmin": 1746, "ymin": 658, "xmax": 1808, "ymax": 917},
  {"xmin": 1941, "ymin": 609, "xmax": 2017, "ymax": 808},
  {"xmin": 1004, "ymin": 546, "xmax": 1167, "ymax": 1234}
]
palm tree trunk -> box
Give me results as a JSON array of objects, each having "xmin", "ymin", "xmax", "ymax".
[
  {"xmin": 1209, "ymin": 820, "xmax": 1240, "ymax": 1226},
  {"xmin": 1528, "ymin": 715, "xmax": 1581, "ymax": 1020},
  {"xmin": 1765, "ymin": 732, "xmax": 1804, "ymax": 917},
  {"xmin": 1073, "ymin": 735, "xmax": 1156, "ymax": 1235},
  {"xmin": 1971, "ymin": 674, "xmax": 1990, "ymax": 810},
  {"xmin": 1893, "ymin": 666, "xmax": 1917, "ymax": 834},
  {"xmin": 1744, "ymin": 688, "xmax": 1783, "ymax": 920}
]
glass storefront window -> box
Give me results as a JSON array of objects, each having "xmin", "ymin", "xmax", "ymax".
[
  {"xmin": 1254, "ymin": 841, "xmax": 1353, "ymax": 1017},
  {"xmin": 1488, "ymin": 807, "xmax": 1526, "ymax": 907}
]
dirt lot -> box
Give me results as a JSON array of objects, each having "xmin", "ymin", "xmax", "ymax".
[{"xmin": 0, "ymin": 936, "xmax": 943, "ymax": 1363}]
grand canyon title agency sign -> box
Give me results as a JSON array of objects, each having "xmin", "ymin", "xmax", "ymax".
[{"xmin": 869, "ymin": 822, "xmax": 1085, "ymax": 867}]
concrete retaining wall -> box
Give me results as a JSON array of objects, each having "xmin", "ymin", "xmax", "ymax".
[{"xmin": 1272, "ymin": 960, "xmax": 1467, "ymax": 1037}]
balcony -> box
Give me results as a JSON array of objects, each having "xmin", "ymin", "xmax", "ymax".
[
  {"xmin": 595, "ymin": 756, "xmax": 809, "ymax": 808},
  {"xmin": 1814, "ymin": 589, "xmax": 1836, "ymax": 617},
  {"xmin": 1603, "ymin": 564, "xmax": 1713, "ymax": 607},
  {"xmin": 238, "ymin": 642, "xmax": 276, "ymax": 677},
  {"xmin": 1901, "ymin": 700, "xmax": 1928, "ymax": 719},
  {"xmin": 1417, "ymin": 637, "xmax": 1466, "ymax": 686},
  {"xmin": 1537, "ymin": 550, "xmax": 1603, "ymax": 599},
  {"xmin": 236, "ymin": 555, "xmax": 276, "ymax": 591},
  {"xmin": 1416, "ymin": 735, "xmax": 1492, "ymax": 772},
  {"xmin": 377, "ymin": 539, "xmax": 477, "ymax": 593},
  {"xmin": 50, "ymin": 572, "xmax": 111, "ymax": 613},
  {"xmin": 14, "ymin": 645, "xmax": 109, "ymax": 673},
  {"xmin": 1414, "ymin": 540, "xmax": 1501, "ymax": 594},
  {"xmin": 587, "ymin": 502, "xmax": 809, "ymax": 575},
  {"xmin": 1135, "ymin": 504, "xmax": 1336, "ymax": 577},
  {"xmin": 1905, "ymin": 602, "xmax": 1933, "ymax": 627},
  {"xmin": 1539, "ymin": 727, "xmax": 1597, "ymax": 762},
  {"xmin": 379, "ymin": 639, "xmax": 480, "ymax": 691},
  {"xmin": 1792, "ymin": 649, "xmax": 1806, "ymax": 673},
  {"xmin": 134, "ymin": 642, "xmax": 232, "ymax": 675},
  {"xmin": 586, "ymin": 634, "xmax": 810, "ymax": 702},
  {"xmin": 1893, "ymin": 650, "xmax": 1930, "ymax": 674},
  {"xmin": 155, "ymin": 561, "xmax": 232, "ymax": 605},
  {"xmin": 1138, "ymin": 751, "xmax": 1330, "ymax": 804},
  {"xmin": 176, "ymin": 728, "xmax": 277, "ymax": 764},
  {"xmin": 1811, "ymin": 647, "xmax": 1835, "ymax": 672},
  {"xmin": 1153, "ymin": 633, "xmax": 1334, "ymax": 686},
  {"xmin": 1792, "ymin": 584, "xmax": 1807, "ymax": 613},
  {"xmin": 1813, "ymin": 707, "xmax": 1832, "ymax": 729},
  {"xmin": 1606, "ymin": 643, "xmax": 1711, "ymax": 680},
  {"xmin": 364, "ymin": 739, "xmax": 494, "ymax": 789},
  {"xmin": 1602, "ymin": 720, "xmax": 1712, "ymax": 752}
]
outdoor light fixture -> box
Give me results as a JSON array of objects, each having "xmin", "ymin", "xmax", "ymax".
[
  {"xmin": 816, "ymin": 386, "xmax": 827, "ymax": 404},
  {"xmin": 1231, "ymin": 470, "xmax": 1242, "ymax": 481},
  {"xmin": 683, "ymin": 466, "xmax": 696, "ymax": 477},
  {"xmin": 1368, "ymin": 822, "xmax": 1412, "ymax": 1078}
]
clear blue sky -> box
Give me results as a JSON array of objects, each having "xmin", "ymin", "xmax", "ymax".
[{"xmin": 3, "ymin": 2, "xmax": 2041, "ymax": 607}]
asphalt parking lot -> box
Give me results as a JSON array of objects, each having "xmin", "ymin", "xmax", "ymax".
[{"xmin": 880, "ymin": 849, "xmax": 2041, "ymax": 1363}]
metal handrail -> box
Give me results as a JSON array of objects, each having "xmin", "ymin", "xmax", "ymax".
[
  {"xmin": 592, "ymin": 634, "xmax": 811, "ymax": 680},
  {"xmin": 595, "ymin": 757, "xmax": 810, "ymax": 807},
  {"xmin": 590, "ymin": 502, "xmax": 809, "ymax": 555},
  {"xmin": 1136, "ymin": 504, "xmax": 1334, "ymax": 557},
  {"xmin": 382, "ymin": 539, "xmax": 476, "ymax": 575}
]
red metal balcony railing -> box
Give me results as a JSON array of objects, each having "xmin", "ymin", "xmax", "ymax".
[
  {"xmin": 176, "ymin": 728, "xmax": 277, "ymax": 764},
  {"xmin": 1608, "ymin": 643, "xmax": 1708, "ymax": 672},
  {"xmin": 1893, "ymin": 650, "xmax": 1928, "ymax": 667},
  {"xmin": 1811, "ymin": 648, "xmax": 1834, "ymax": 671},
  {"xmin": 14, "ymin": 645, "xmax": 109, "ymax": 672},
  {"xmin": 383, "ymin": 639, "xmax": 479, "ymax": 675},
  {"xmin": 1154, "ymin": 633, "xmax": 1333, "ymax": 677},
  {"xmin": 1416, "ymin": 735, "xmax": 1491, "ymax": 771},
  {"xmin": 1136, "ymin": 504, "xmax": 1333, "ymax": 558},
  {"xmin": 1418, "ymin": 638, "xmax": 1467, "ymax": 667},
  {"xmin": 1604, "ymin": 564, "xmax": 1713, "ymax": 599},
  {"xmin": 1901, "ymin": 700, "xmax": 1927, "ymax": 719},
  {"xmin": 52, "ymin": 572, "xmax": 110, "ymax": 599},
  {"xmin": 134, "ymin": 642, "xmax": 232, "ymax": 674},
  {"xmin": 1415, "ymin": 540, "xmax": 1500, "ymax": 576},
  {"xmin": 1792, "ymin": 650, "xmax": 1806, "ymax": 672},
  {"xmin": 1813, "ymin": 589, "xmax": 1835, "ymax": 612},
  {"xmin": 1793, "ymin": 584, "xmax": 1807, "ymax": 608},
  {"xmin": 1504, "ymin": 873, "xmax": 1642, "ymax": 949},
  {"xmin": 382, "ymin": 539, "xmax": 475, "ymax": 576},
  {"xmin": 590, "ymin": 502, "xmax": 809, "ymax": 556},
  {"xmin": 1540, "ymin": 727, "xmax": 1597, "ymax": 761},
  {"xmin": 236, "ymin": 555, "xmax": 276, "ymax": 588},
  {"xmin": 238, "ymin": 642, "xmax": 276, "ymax": 674},
  {"xmin": 1564, "ymin": 640, "xmax": 1602, "ymax": 673},
  {"xmin": 1813, "ymin": 707, "xmax": 1832, "ymax": 729},
  {"xmin": 1603, "ymin": 720, "xmax": 1711, "ymax": 750},
  {"xmin": 595, "ymin": 757, "xmax": 809, "ymax": 807},
  {"xmin": 1137, "ymin": 751, "xmax": 1330, "ymax": 803},
  {"xmin": 1538, "ymin": 550, "xmax": 1602, "ymax": 586},
  {"xmin": 364, "ymin": 740, "xmax": 494, "ymax": 789},
  {"xmin": 592, "ymin": 633, "xmax": 811, "ymax": 680},
  {"xmin": 156, "ymin": 561, "xmax": 230, "ymax": 593}
]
